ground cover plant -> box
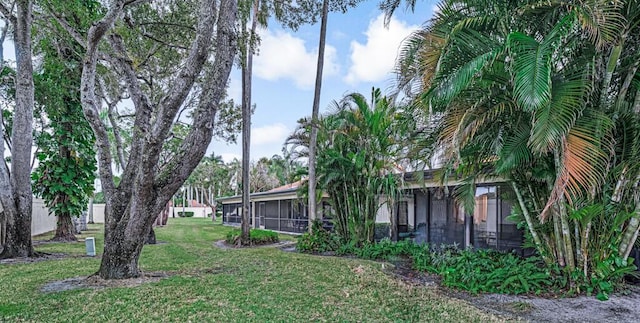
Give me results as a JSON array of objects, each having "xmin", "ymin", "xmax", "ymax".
[
  {"xmin": 225, "ymin": 228, "xmax": 279, "ymax": 246},
  {"xmin": 0, "ymin": 218, "xmax": 503, "ymax": 322}
]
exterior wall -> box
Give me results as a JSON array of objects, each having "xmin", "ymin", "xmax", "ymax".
[
  {"xmin": 374, "ymin": 195, "xmax": 415, "ymax": 225},
  {"xmin": 170, "ymin": 206, "xmax": 211, "ymax": 218},
  {"xmin": 31, "ymin": 199, "xmax": 57, "ymax": 236}
]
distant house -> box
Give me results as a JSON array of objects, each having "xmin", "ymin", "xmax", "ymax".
[
  {"xmin": 217, "ymin": 181, "xmax": 332, "ymax": 234},
  {"xmin": 219, "ymin": 171, "xmax": 525, "ymax": 253}
]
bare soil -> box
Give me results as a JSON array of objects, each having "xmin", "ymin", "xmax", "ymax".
[
  {"xmin": 214, "ymin": 240, "xmax": 296, "ymax": 250},
  {"xmin": 40, "ymin": 272, "xmax": 171, "ymax": 293},
  {"xmin": 0, "ymin": 252, "xmax": 80, "ymax": 265}
]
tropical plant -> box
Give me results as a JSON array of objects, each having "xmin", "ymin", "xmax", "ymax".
[
  {"xmin": 289, "ymin": 89, "xmax": 413, "ymax": 245},
  {"xmin": 387, "ymin": 0, "xmax": 640, "ymax": 292}
]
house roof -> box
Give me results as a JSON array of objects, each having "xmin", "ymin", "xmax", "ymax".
[
  {"xmin": 216, "ymin": 184, "xmax": 301, "ymax": 204},
  {"xmin": 267, "ymin": 180, "xmax": 302, "ymax": 192},
  {"xmin": 216, "ymin": 170, "xmax": 506, "ymax": 204}
]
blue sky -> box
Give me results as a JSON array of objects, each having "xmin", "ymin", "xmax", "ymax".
[{"xmin": 211, "ymin": 1, "xmax": 438, "ymax": 162}]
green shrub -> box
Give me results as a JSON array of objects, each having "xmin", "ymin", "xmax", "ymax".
[
  {"xmin": 177, "ymin": 211, "xmax": 194, "ymax": 217},
  {"xmin": 225, "ymin": 229, "xmax": 279, "ymax": 246},
  {"xmin": 296, "ymin": 220, "xmax": 342, "ymax": 253},
  {"xmin": 356, "ymin": 238, "xmax": 423, "ymax": 261},
  {"xmin": 431, "ymin": 249, "xmax": 559, "ymax": 295}
]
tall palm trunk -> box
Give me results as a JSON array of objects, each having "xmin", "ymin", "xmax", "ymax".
[
  {"xmin": 619, "ymin": 176, "xmax": 640, "ymax": 260},
  {"xmin": 511, "ymin": 182, "xmax": 549, "ymax": 263},
  {"xmin": 308, "ymin": 0, "xmax": 329, "ymax": 232},
  {"xmin": 241, "ymin": 0, "xmax": 260, "ymax": 244}
]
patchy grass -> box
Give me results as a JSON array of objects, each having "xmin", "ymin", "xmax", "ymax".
[{"xmin": 0, "ymin": 218, "xmax": 509, "ymax": 322}]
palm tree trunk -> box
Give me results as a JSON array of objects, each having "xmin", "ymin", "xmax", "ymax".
[
  {"xmin": 573, "ymin": 220, "xmax": 581, "ymax": 263},
  {"xmin": 511, "ymin": 182, "xmax": 548, "ymax": 262},
  {"xmin": 240, "ymin": 0, "xmax": 260, "ymax": 244},
  {"xmin": 581, "ymin": 220, "xmax": 592, "ymax": 277},
  {"xmin": 599, "ymin": 43, "xmax": 622, "ymax": 107},
  {"xmin": 619, "ymin": 178, "xmax": 640, "ymax": 261},
  {"xmin": 552, "ymin": 211, "xmax": 566, "ymax": 267},
  {"xmin": 307, "ymin": 0, "xmax": 329, "ymax": 232}
]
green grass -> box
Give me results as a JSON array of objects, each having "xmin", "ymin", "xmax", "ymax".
[{"xmin": 0, "ymin": 218, "xmax": 508, "ymax": 322}]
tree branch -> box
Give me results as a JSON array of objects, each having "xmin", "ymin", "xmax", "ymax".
[
  {"xmin": 154, "ymin": 0, "xmax": 237, "ymax": 214},
  {"xmin": 149, "ymin": 0, "xmax": 220, "ymax": 143},
  {"xmin": 80, "ymin": 0, "xmax": 125, "ymax": 211},
  {"xmin": 97, "ymin": 77, "xmax": 127, "ymax": 170},
  {"xmin": 0, "ymin": 1, "xmax": 16, "ymax": 26},
  {"xmin": 105, "ymin": 32, "xmax": 154, "ymax": 191},
  {"xmin": 45, "ymin": 10, "xmax": 87, "ymax": 49}
]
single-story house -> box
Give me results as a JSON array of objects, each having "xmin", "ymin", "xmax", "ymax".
[
  {"xmin": 218, "ymin": 181, "xmax": 332, "ymax": 234},
  {"xmin": 219, "ymin": 170, "xmax": 526, "ymax": 253}
]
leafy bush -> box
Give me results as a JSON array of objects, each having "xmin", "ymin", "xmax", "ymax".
[
  {"xmin": 572, "ymin": 252, "xmax": 637, "ymax": 301},
  {"xmin": 177, "ymin": 211, "xmax": 194, "ymax": 217},
  {"xmin": 428, "ymin": 249, "xmax": 559, "ymax": 295},
  {"xmin": 296, "ymin": 220, "xmax": 342, "ymax": 253},
  {"xmin": 225, "ymin": 229, "xmax": 279, "ymax": 246}
]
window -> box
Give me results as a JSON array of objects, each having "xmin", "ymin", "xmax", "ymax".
[
  {"xmin": 397, "ymin": 201, "xmax": 409, "ymax": 233},
  {"xmin": 473, "ymin": 186, "xmax": 498, "ymax": 248}
]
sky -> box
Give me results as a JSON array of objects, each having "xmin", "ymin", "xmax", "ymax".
[{"xmin": 211, "ymin": 1, "xmax": 439, "ymax": 162}]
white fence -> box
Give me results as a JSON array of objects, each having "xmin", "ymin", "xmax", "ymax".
[
  {"xmin": 31, "ymin": 199, "xmax": 57, "ymax": 236},
  {"xmin": 88, "ymin": 204, "xmax": 213, "ymax": 223}
]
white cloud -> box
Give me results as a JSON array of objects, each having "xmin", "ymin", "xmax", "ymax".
[
  {"xmin": 209, "ymin": 123, "xmax": 290, "ymax": 162},
  {"xmin": 252, "ymin": 123, "xmax": 289, "ymax": 146},
  {"xmin": 253, "ymin": 29, "xmax": 339, "ymax": 89},
  {"xmin": 344, "ymin": 14, "xmax": 418, "ymax": 85}
]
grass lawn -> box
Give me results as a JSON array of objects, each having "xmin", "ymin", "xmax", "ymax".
[{"xmin": 0, "ymin": 218, "xmax": 508, "ymax": 322}]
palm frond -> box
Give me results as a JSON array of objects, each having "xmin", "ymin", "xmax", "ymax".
[{"xmin": 529, "ymin": 72, "xmax": 589, "ymax": 153}]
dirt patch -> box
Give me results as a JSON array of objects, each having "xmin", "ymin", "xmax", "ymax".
[
  {"xmin": 214, "ymin": 240, "xmax": 296, "ymax": 250},
  {"xmin": 458, "ymin": 287, "xmax": 640, "ymax": 323},
  {"xmin": 41, "ymin": 272, "xmax": 171, "ymax": 293},
  {"xmin": 387, "ymin": 259, "xmax": 441, "ymax": 287},
  {"xmin": 0, "ymin": 253, "xmax": 85, "ymax": 265}
]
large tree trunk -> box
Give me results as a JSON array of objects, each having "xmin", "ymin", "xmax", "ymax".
[
  {"xmin": 52, "ymin": 214, "xmax": 77, "ymax": 241},
  {"xmin": 0, "ymin": 0, "xmax": 35, "ymax": 259},
  {"xmin": 81, "ymin": 0, "xmax": 237, "ymax": 279},
  {"xmin": 0, "ymin": 17, "xmax": 7, "ymax": 252},
  {"xmin": 99, "ymin": 220, "xmax": 146, "ymax": 279},
  {"xmin": 307, "ymin": 0, "xmax": 329, "ymax": 233}
]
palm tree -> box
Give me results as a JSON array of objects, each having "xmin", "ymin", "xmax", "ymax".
[
  {"xmin": 290, "ymin": 89, "xmax": 411, "ymax": 244},
  {"xmin": 390, "ymin": 0, "xmax": 640, "ymax": 287},
  {"xmin": 307, "ymin": 0, "xmax": 330, "ymax": 233}
]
